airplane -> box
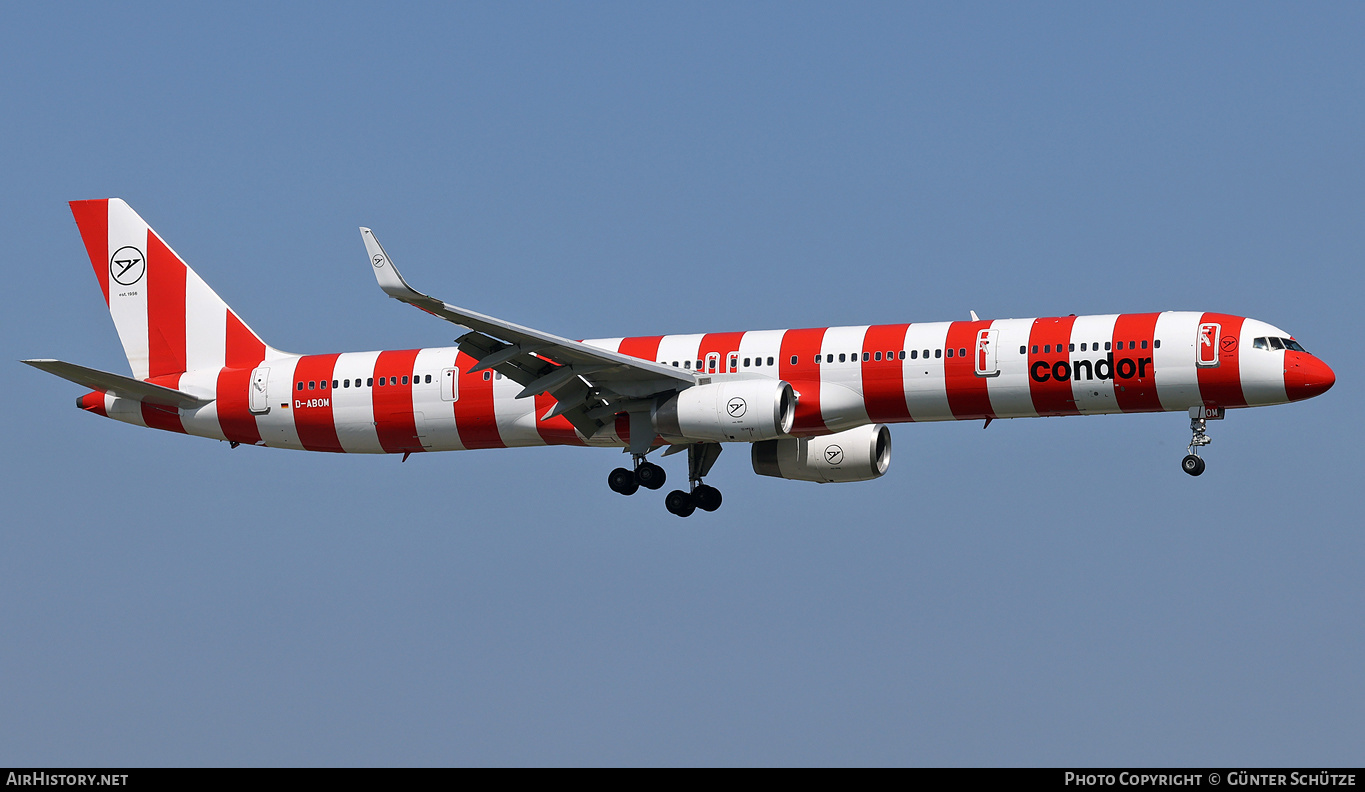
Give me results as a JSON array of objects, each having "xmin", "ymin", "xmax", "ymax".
[{"xmin": 24, "ymin": 199, "xmax": 1336, "ymax": 517}]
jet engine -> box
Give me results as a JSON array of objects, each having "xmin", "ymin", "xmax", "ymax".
[
  {"xmin": 751, "ymin": 423, "xmax": 891, "ymax": 483},
  {"xmin": 653, "ymin": 379, "xmax": 796, "ymax": 443}
]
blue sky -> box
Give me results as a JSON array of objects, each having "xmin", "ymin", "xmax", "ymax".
[{"xmin": 2, "ymin": 2, "xmax": 1362, "ymax": 766}]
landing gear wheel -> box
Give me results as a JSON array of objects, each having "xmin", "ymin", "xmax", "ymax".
[
  {"xmin": 1181, "ymin": 455, "xmax": 1206, "ymax": 477},
  {"xmin": 665, "ymin": 489, "xmax": 696, "ymax": 517},
  {"xmin": 692, "ymin": 484, "xmax": 723, "ymax": 512},
  {"xmin": 636, "ymin": 462, "xmax": 667, "ymax": 490},
  {"xmin": 608, "ymin": 467, "xmax": 640, "ymax": 495}
]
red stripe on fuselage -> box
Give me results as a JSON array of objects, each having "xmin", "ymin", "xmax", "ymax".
[
  {"xmin": 617, "ymin": 335, "xmax": 664, "ymax": 363},
  {"xmin": 1196, "ymin": 313, "xmax": 1247, "ymax": 409},
  {"xmin": 944, "ymin": 320, "xmax": 995, "ymax": 420},
  {"xmin": 1110, "ymin": 313, "xmax": 1162, "ymax": 413},
  {"xmin": 779, "ymin": 327, "xmax": 828, "ymax": 435},
  {"xmin": 145, "ymin": 231, "xmax": 187, "ymax": 379},
  {"xmin": 140, "ymin": 374, "xmax": 186, "ymax": 434},
  {"xmin": 216, "ymin": 367, "xmax": 261, "ymax": 446},
  {"xmin": 451, "ymin": 350, "xmax": 504, "ymax": 450},
  {"xmin": 534, "ymin": 388, "xmax": 585, "ymax": 446},
  {"xmin": 1027, "ymin": 316, "xmax": 1080, "ymax": 416},
  {"xmin": 292, "ymin": 354, "xmax": 344, "ymax": 452},
  {"xmin": 861, "ymin": 323, "xmax": 912, "ymax": 423},
  {"xmin": 698, "ymin": 331, "xmax": 746, "ymax": 374},
  {"xmin": 69, "ymin": 200, "xmax": 110, "ymax": 305},
  {"xmin": 373, "ymin": 349, "xmax": 425, "ymax": 453}
]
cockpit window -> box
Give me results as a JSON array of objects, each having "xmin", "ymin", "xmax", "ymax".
[
  {"xmin": 1268, "ymin": 337, "xmax": 1284, "ymax": 350},
  {"xmin": 1253, "ymin": 337, "xmax": 1269, "ymax": 350},
  {"xmin": 1282, "ymin": 338, "xmax": 1307, "ymax": 353}
]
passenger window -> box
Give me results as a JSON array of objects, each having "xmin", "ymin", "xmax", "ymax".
[
  {"xmin": 959, "ymin": 348, "xmax": 966, "ymax": 357},
  {"xmin": 309, "ymin": 381, "xmax": 316, "ymax": 390},
  {"xmin": 402, "ymin": 376, "xmax": 409, "ymax": 385},
  {"xmin": 425, "ymin": 375, "xmax": 432, "ymax": 384},
  {"xmin": 1043, "ymin": 345, "xmax": 1050, "ymax": 354},
  {"xmin": 390, "ymin": 377, "xmax": 398, "ymax": 385},
  {"xmin": 321, "ymin": 381, "xmax": 328, "ymax": 390},
  {"xmin": 911, "ymin": 350, "xmax": 918, "ymax": 359},
  {"xmin": 377, "ymin": 378, "xmax": 384, "ymax": 387},
  {"xmin": 1080, "ymin": 343, "xmax": 1087, "ymax": 352},
  {"xmin": 743, "ymin": 358, "xmax": 751, "ymax": 367},
  {"xmin": 863, "ymin": 352, "xmax": 870, "ymax": 361},
  {"xmin": 934, "ymin": 349, "xmax": 942, "ymax": 359},
  {"xmin": 923, "ymin": 349, "xmax": 929, "ymax": 359},
  {"xmin": 1141, "ymin": 340, "xmax": 1148, "ymax": 350},
  {"xmin": 898, "ymin": 351, "xmax": 905, "ymax": 360},
  {"xmin": 366, "ymin": 377, "xmax": 373, "ymax": 387},
  {"xmin": 945, "ymin": 348, "xmax": 954, "ymax": 358},
  {"xmin": 1268, "ymin": 337, "xmax": 1284, "ymax": 350},
  {"xmin": 1031, "ymin": 345, "xmax": 1038, "ymax": 354},
  {"xmin": 343, "ymin": 379, "xmax": 350, "ymax": 388},
  {"xmin": 838, "ymin": 353, "xmax": 846, "ymax": 363},
  {"xmin": 696, "ymin": 360, "xmax": 703, "ymax": 370},
  {"xmin": 1104, "ymin": 342, "xmax": 1111, "ymax": 351},
  {"xmin": 826, "ymin": 354, "xmax": 833, "ymax": 363},
  {"xmin": 1020, "ymin": 346, "xmax": 1027, "ymax": 354},
  {"xmin": 331, "ymin": 380, "xmax": 338, "ymax": 389},
  {"xmin": 790, "ymin": 356, "xmax": 797, "ymax": 365},
  {"xmin": 874, "ymin": 351, "xmax": 882, "ymax": 361},
  {"xmin": 672, "ymin": 361, "xmax": 679, "ymax": 367},
  {"xmin": 684, "ymin": 360, "xmax": 691, "ymax": 369},
  {"xmin": 483, "ymin": 371, "xmax": 492, "ymax": 380},
  {"xmin": 766, "ymin": 357, "xmax": 774, "ymax": 366},
  {"xmin": 1129, "ymin": 341, "xmax": 1136, "ymax": 350},
  {"xmin": 1154, "ymin": 340, "xmax": 1161, "ymax": 349},
  {"xmin": 1069, "ymin": 344, "xmax": 1075, "ymax": 352},
  {"xmin": 296, "ymin": 382, "xmax": 303, "ymax": 391}
]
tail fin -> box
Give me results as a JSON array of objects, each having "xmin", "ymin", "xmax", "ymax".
[{"xmin": 69, "ymin": 198, "xmax": 274, "ymax": 381}]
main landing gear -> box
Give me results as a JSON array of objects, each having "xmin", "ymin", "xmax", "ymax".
[
  {"xmin": 608, "ymin": 456, "xmax": 666, "ymax": 496},
  {"xmin": 608, "ymin": 442, "xmax": 724, "ymax": 517},
  {"xmin": 1181, "ymin": 407, "xmax": 1217, "ymax": 477}
]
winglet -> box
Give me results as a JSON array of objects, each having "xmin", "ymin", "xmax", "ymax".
[
  {"xmin": 360, "ymin": 227, "xmax": 424, "ymax": 301},
  {"xmin": 970, "ymin": 310, "xmax": 980, "ymax": 321},
  {"xmin": 360, "ymin": 228, "xmax": 476, "ymax": 338}
]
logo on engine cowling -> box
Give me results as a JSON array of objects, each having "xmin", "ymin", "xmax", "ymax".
[
  {"xmin": 824, "ymin": 445, "xmax": 844, "ymax": 465},
  {"xmin": 727, "ymin": 397, "xmax": 747, "ymax": 418}
]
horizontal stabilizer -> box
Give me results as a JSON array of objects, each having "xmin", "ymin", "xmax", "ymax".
[{"xmin": 22, "ymin": 359, "xmax": 214, "ymax": 409}]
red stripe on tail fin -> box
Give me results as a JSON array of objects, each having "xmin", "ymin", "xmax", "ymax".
[
  {"xmin": 145, "ymin": 231, "xmax": 187, "ymax": 378},
  {"xmin": 69, "ymin": 200, "xmax": 110, "ymax": 305}
]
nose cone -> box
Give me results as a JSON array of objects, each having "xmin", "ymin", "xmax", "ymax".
[{"xmin": 1284, "ymin": 352, "xmax": 1335, "ymax": 401}]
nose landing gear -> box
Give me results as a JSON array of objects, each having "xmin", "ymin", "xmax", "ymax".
[{"xmin": 1181, "ymin": 406, "xmax": 1220, "ymax": 477}]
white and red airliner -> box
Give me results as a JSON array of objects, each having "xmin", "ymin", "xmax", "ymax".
[{"xmin": 26, "ymin": 199, "xmax": 1336, "ymax": 516}]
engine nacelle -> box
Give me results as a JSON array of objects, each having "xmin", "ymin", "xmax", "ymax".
[
  {"xmin": 653, "ymin": 379, "xmax": 796, "ymax": 443},
  {"xmin": 751, "ymin": 424, "xmax": 892, "ymax": 483}
]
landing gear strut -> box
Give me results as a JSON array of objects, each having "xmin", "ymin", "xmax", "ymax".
[
  {"xmin": 1181, "ymin": 407, "xmax": 1215, "ymax": 477},
  {"xmin": 664, "ymin": 443, "xmax": 724, "ymax": 518},
  {"xmin": 608, "ymin": 454, "xmax": 667, "ymax": 496}
]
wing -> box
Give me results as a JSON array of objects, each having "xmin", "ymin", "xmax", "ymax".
[{"xmin": 360, "ymin": 228, "xmax": 695, "ymax": 441}]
